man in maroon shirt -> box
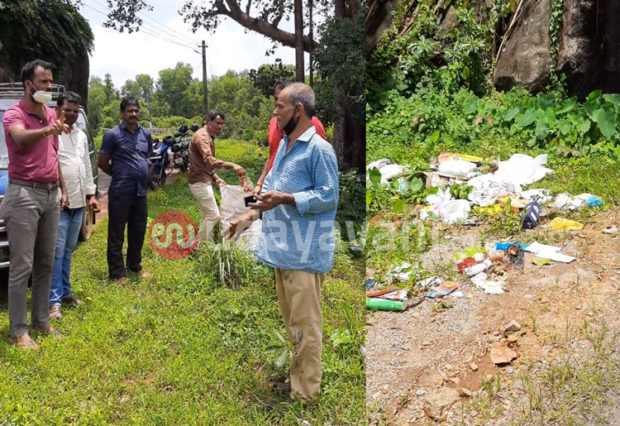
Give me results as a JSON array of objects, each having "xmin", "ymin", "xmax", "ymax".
[
  {"xmin": 253, "ymin": 82, "xmax": 327, "ymax": 195},
  {"xmin": 0, "ymin": 59, "xmax": 68, "ymax": 349}
]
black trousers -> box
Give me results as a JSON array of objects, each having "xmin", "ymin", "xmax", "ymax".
[{"xmin": 107, "ymin": 192, "xmax": 147, "ymax": 279}]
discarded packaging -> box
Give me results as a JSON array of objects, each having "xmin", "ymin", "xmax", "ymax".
[
  {"xmin": 488, "ymin": 250, "xmax": 506, "ymax": 262},
  {"xmin": 366, "ymin": 159, "xmax": 405, "ymax": 185},
  {"xmin": 521, "ymin": 188, "xmax": 552, "ymax": 204},
  {"xmin": 463, "ymin": 259, "xmax": 492, "ymax": 276},
  {"xmin": 603, "ymin": 225, "xmax": 618, "ymax": 235},
  {"xmin": 457, "ymin": 257, "xmax": 476, "ymax": 273},
  {"xmin": 385, "ymin": 262, "xmax": 413, "ymax": 282},
  {"xmin": 494, "ymin": 153, "xmax": 553, "ymax": 186},
  {"xmin": 521, "ymin": 200, "xmax": 542, "ymax": 229},
  {"xmin": 427, "ymin": 281, "xmax": 461, "ymax": 299},
  {"xmin": 499, "ymin": 196, "xmax": 526, "ymax": 212},
  {"xmin": 416, "ymin": 276, "xmax": 443, "ymax": 288},
  {"xmin": 366, "ymin": 298, "xmax": 404, "ymax": 311},
  {"xmin": 552, "ymin": 193, "xmax": 597, "ymax": 211},
  {"xmin": 471, "ymin": 273, "xmax": 505, "ymax": 294},
  {"xmin": 494, "ymin": 242, "xmax": 528, "ymax": 251},
  {"xmin": 532, "ymin": 256, "xmax": 551, "ymax": 266},
  {"xmin": 380, "ymin": 289, "xmax": 408, "ymax": 302},
  {"xmin": 525, "ymin": 241, "xmax": 576, "ymax": 263},
  {"xmin": 548, "ymin": 217, "xmax": 584, "ymax": 231},
  {"xmin": 438, "ymin": 158, "xmax": 478, "ymax": 178},
  {"xmin": 365, "ymin": 277, "xmax": 376, "ymax": 289},
  {"xmin": 506, "ymin": 244, "xmax": 524, "ymax": 266},
  {"xmin": 438, "ymin": 152, "xmax": 483, "ymax": 164}
]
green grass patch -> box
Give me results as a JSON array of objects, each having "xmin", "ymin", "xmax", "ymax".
[{"xmin": 0, "ymin": 141, "xmax": 364, "ymax": 424}]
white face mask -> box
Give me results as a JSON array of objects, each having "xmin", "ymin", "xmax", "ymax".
[{"xmin": 28, "ymin": 82, "xmax": 52, "ymax": 104}]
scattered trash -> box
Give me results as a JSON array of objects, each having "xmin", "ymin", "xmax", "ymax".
[
  {"xmin": 548, "ymin": 217, "xmax": 584, "ymax": 231},
  {"xmin": 494, "ymin": 153, "xmax": 553, "ymax": 186},
  {"xmin": 427, "ymin": 281, "xmax": 462, "ymax": 299},
  {"xmin": 471, "ymin": 273, "xmax": 505, "ymax": 294},
  {"xmin": 525, "ymin": 241, "xmax": 576, "ymax": 263},
  {"xmin": 552, "ymin": 192, "xmax": 598, "ymax": 211},
  {"xmin": 366, "ymin": 298, "xmax": 405, "ymax": 311},
  {"xmin": 499, "ymin": 196, "xmax": 526, "ymax": 212},
  {"xmin": 532, "ymin": 256, "xmax": 551, "ymax": 266},
  {"xmin": 438, "ymin": 152, "xmax": 483, "ymax": 164},
  {"xmin": 473, "ymin": 252, "xmax": 485, "ymax": 262},
  {"xmin": 494, "ymin": 242, "xmax": 528, "ymax": 251},
  {"xmin": 442, "ymin": 200, "xmax": 471, "ymax": 224},
  {"xmin": 454, "ymin": 246, "xmax": 486, "ymax": 262},
  {"xmin": 490, "ymin": 344, "xmax": 518, "ymax": 365},
  {"xmin": 603, "ymin": 225, "xmax": 618, "ymax": 235},
  {"xmin": 457, "ymin": 257, "xmax": 476, "ymax": 273},
  {"xmin": 587, "ymin": 195, "xmax": 602, "ymax": 207},
  {"xmin": 521, "ymin": 189, "xmax": 552, "ymax": 204},
  {"xmin": 396, "ymin": 177, "xmax": 411, "ymax": 195},
  {"xmin": 380, "ymin": 289, "xmax": 409, "ymax": 302},
  {"xmin": 506, "ymin": 244, "xmax": 524, "ymax": 267},
  {"xmin": 416, "ymin": 276, "xmax": 443, "ymax": 288},
  {"xmin": 385, "ymin": 262, "xmax": 413, "ymax": 282},
  {"xmin": 504, "ymin": 320, "xmax": 521, "ymax": 333},
  {"xmin": 366, "ymin": 288, "xmax": 397, "ymax": 298},
  {"xmin": 451, "ymin": 291, "xmax": 464, "ymax": 298},
  {"xmin": 467, "ymin": 173, "xmax": 521, "ymax": 207},
  {"xmin": 463, "ymin": 259, "xmax": 492, "ymax": 276},
  {"xmin": 488, "ymin": 250, "xmax": 506, "ymax": 262},
  {"xmin": 438, "ymin": 158, "xmax": 478, "ymax": 178},
  {"xmin": 365, "ymin": 277, "xmax": 376, "ymax": 290},
  {"xmin": 474, "ymin": 204, "xmax": 503, "ymax": 216},
  {"xmin": 521, "ymin": 200, "xmax": 542, "ymax": 229},
  {"xmin": 366, "ymin": 159, "xmax": 405, "ymax": 184}
]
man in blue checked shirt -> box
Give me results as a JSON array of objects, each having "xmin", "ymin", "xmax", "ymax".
[{"xmin": 227, "ymin": 82, "xmax": 339, "ymax": 402}]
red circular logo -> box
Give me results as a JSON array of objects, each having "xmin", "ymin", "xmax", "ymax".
[{"xmin": 148, "ymin": 210, "xmax": 198, "ymax": 259}]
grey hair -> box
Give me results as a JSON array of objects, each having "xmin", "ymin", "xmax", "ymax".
[{"xmin": 287, "ymin": 82, "xmax": 315, "ymax": 118}]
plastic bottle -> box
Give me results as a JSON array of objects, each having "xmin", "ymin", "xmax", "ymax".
[
  {"xmin": 366, "ymin": 298, "xmax": 405, "ymax": 311},
  {"xmin": 464, "ymin": 259, "xmax": 492, "ymax": 276}
]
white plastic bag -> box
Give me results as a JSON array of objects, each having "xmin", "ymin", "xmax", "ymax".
[
  {"xmin": 495, "ymin": 154, "xmax": 553, "ymax": 186},
  {"xmin": 438, "ymin": 158, "xmax": 478, "ymax": 177},
  {"xmin": 219, "ymin": 185, "xmax": 261, "ymax": 250}
]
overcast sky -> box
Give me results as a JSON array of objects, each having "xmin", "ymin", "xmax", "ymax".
[{"xmin": 80, "ymin": 0, "xmax": 299, "ymax": 88}]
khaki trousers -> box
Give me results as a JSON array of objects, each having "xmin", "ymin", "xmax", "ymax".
[
  {"xmin": 274, "ymin": 268, "xmax": 325, "ymax": 400},
  {"xmin": 189, "ymin": 182, "xmax": 220, "ymax": 243}
]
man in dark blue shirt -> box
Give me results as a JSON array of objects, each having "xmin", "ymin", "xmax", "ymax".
[{"xmin": 98, "ymin": 97, "xmax": 152, "ymax": 283}]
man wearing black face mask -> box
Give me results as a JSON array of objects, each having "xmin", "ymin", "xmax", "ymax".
[
  {"xmin": 1, "ymin": 59, "xmax": 69, "ymax": 349},
  {"xmin": 253, "ymin": 82, "xmax": 326, "ymax": 196}
]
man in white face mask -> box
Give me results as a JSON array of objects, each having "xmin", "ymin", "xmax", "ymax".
[{"xmin": 0, "ymin": 59, "xmax": 69, "ymax": 349}]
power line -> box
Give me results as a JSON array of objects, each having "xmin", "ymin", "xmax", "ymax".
[
  {"xmin": 82, "ymin": 2, "xmax": 196, "ymax": 51},
  {"xmin": 88, "ymin": 0, "xmax": 198, "ymax": 48}
]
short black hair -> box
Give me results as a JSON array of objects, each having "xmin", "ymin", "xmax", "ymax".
[
  {"xmin": 274, "ymin": 80, "xmax": 292, "ymax": 93},
  {"xmin": 208, "ymin": 111, "xmax": 225, "ymax": 121},
  {"xmin": 57, "ymin": 91, "xmax": 81, "ymax": 107},
  {"xmin": 21, "ymin": 59, "xmax": 54, "ymax": 88},
  {"xmin": 120, "ymin": 97, "xmax": 140, "ymax": 111}
]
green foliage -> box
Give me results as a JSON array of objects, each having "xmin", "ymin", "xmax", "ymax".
[
  {"xmin": 367, "ymin": 2, "xmax": 496, "ymax": 110},
  {"xmin": 0, "ymin": 0, "xmax": 93, "ymax": 78},
  {"xmin": 368, "ymin": 87, "xmax": 620, "ymax": 165},
  {"xmin": 248, "ymin": 60, "xmax": 295, "ymax": 97}
]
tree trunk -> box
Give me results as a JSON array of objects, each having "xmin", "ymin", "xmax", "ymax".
[
  {"xmin": 331, "ymin": 0, "xmax": 365, "ymax": 172},
  {"xmin": 295, "ymin": 0, "xmax": 305, "ymax": 81}
]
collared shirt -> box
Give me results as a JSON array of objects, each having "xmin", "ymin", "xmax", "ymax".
[
  {"xmin": 2, "ymin": 98, "xmax": 59, "ymax": 183},
  {"xmin": 188, "ymin": 127, "xmax": 223, "ymax": 185},
  {"xmin": 254, "ymin": 126, "xmax": 339, "ymax": 274},
  {"xmin": 58, "ymin": 126, "xmax": 96, "ymax": 208},
  {"xmin": 100, "ymin": 123, "xmax": 152, "ymax": 197},
  {"xmin": 267, "ymin": 116, "xmax": 327, "ymax": 171}
]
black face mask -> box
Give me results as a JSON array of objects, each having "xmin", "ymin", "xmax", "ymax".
[{"xmin": 282, "ymin": 106, "xmax": 299, "ymax": 135}]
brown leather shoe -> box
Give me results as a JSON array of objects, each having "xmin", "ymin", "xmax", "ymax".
[
  {"xmin": 30, "ymin": 325, "xmax": 62, "ymax": 338},
  {"xmin": 137, "ymin": 269, "xmax": 150, "ymax": 279},
  {"xmin": 61, "ymin": 294, "xmax": 82, "ymax": 306},
  {"xmin": 49, "ymin": 304, "xmax": 62, "ymax": 320},
  {"xmin": 114, "ymin": 276, "xmax": 128, "ymax": 284},
  {"xmin": 9, "ymin": 334, "xmax": 40, "ymax": 350}
]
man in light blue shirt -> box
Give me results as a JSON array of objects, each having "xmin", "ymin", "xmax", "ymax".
[{"xmin": 228, "ymin": 82, "xmax": 339, "ymax": 401}]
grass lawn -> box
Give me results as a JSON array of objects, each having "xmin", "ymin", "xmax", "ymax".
[{"xmin": 0, "ymin": 140, "xmax": 365, "ymax": 424}]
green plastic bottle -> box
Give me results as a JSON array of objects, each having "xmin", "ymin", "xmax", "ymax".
[{"xmin": 366, "ymin": 298, "xmax": 404, "ymax": 311}]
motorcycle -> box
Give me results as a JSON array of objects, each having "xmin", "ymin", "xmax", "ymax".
[
  {"xmin": 170, "ymin": 124, "xmax": 194, "ymax": 173},
  {"xmin": 148, "ymin": 135, "xmax": 176, "ymax": 190}
]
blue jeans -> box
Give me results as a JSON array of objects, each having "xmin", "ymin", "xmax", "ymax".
[{"xmin": 50, "ymin": 207, "xmax": 84, "ymax": 306}]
